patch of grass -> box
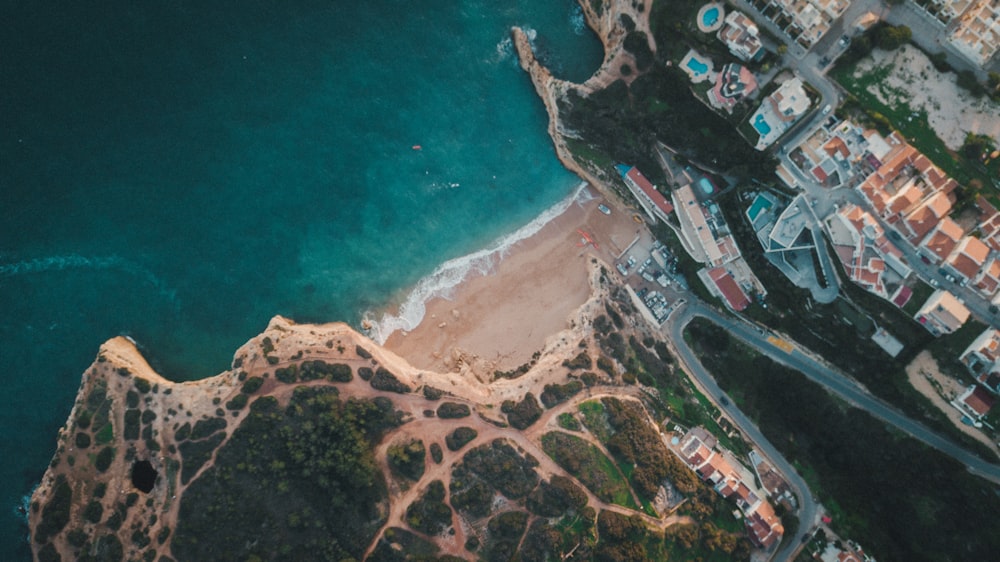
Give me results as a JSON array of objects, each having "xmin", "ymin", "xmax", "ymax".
[{"xmin": 541, "ymin": 431, "xmax": 637, "ymax": 510}]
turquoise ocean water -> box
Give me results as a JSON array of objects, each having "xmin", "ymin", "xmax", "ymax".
[{"xmin": 0, "ymin": 1, "xmax": 602, "ymax": 556}]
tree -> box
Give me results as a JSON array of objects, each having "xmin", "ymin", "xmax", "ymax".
[{"xmin": 876, "ymin": 24, "xmax": 911, "ymax": 50}]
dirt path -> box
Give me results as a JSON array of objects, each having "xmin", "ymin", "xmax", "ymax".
[{"xmin": 905, "ymin": 351, "xmax": 998, "ymax": 455}]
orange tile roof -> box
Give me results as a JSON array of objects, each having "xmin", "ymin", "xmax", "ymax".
[{"xmin": 922, "ymin": 218, "xmax": 964, "ymax": 260}]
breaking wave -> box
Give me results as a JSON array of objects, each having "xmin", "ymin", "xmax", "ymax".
[
  {"xmin": 364, "ymin": 182, "xmax": 592, "ymax": 344},
  {"xmin": 494, "ymin": 27, "xmax": 537, "ymax": 67}
]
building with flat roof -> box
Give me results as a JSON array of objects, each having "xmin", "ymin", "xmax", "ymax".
[
  {"xmin": 915, "ymin": 289, "xmax": 971, "ymax": 336},
  {"xmin": 942, "ymin": 0, "xmax": 1000, "ymax": 66},
  {"xmin": 749, "ymin": 77, "xmax": 811, "ymax": 149},
  {"xmin": 717, "ymin": 11, "xmax": 764, "ymax": 61}
]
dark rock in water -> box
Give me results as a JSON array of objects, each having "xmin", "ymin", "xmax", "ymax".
[{"xmin": 131, "ymin": 460, "xmax": 158, "ymax": 493}]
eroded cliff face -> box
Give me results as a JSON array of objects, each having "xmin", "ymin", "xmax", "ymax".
[
  {"xmin": 513, "ymin": 0, "xmax": 654, "ymax": 197},
  {"xmin": 28, "ymin": 316, "xmax": 431, "ymax": 561}
]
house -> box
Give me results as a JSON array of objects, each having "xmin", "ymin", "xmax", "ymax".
[
  {"xmin": 825, "ymin": 204, "xmax": 910, "ymax": 300},
  {"xmin": 710, "ymin": 63, "xmax": 758, "ymax": 112},
  {"xmin": 674, "ymin": 427, "xmax": 784, "ymax": 549},
  {"xmin": 717, "ymin": 11, "xmax": 764, "ymax": 61},
  {"xmin": 918, "ymin": 217, "xmax": 964, "ymax": 263},
  {"xmin": 960, "ymin": 328, "xmax": 1000, "ymax": 394},
  {"xmin": 944, "ymin": 236, "xmax": 990, "ymax": 284},
  {"xmin": 897, "ymin": 191, "xmax": 954, "ymax": 244},
  {"xmin": 707, "ymin": 266, "xmax": 751, "ymax": 311},
  {"xmin": 954, "ymin": 384, "xmax": 996, "ymax": 421},
  {"xmin": 973, "ymin": 255, "xmax": 1000, "ymax": 297},
  {"xmin": 914, "ymin": 289, "xmax": 971, "ymax": 336}
]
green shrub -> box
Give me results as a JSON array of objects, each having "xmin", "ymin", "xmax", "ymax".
[
  {"xmin": 241, "ymin": 376, "xmax": 264, "ymax": 394},
  {"xmin": 124, "ymin": 409, "xmax": 141, "ymax": 441},
  {"xmin": 95, "ymin": 447, "xmax": 115, "ymax": 472},
  {"xmin": 370, "ymin": 368, "xmax": 411, "ymax": 394},
  {"xmin": 436, "ymin": 402, "xmax": 471, "ymax": 419},
  {"xmin": 75, "ymin": 432, "xmax": 91, "ymax": 449},
  {"xmin": 388, "ymin": 439, "xmax": 426, "ymax": 481},
  {"xmin": 83, "ymin": 500, "xmax": 103, "ymax": 523},
  {"xmin": 445, "ymin": 427, "xmax": 479, "ymax": 451},
  {"xmin": 501, "ymin": 393, "xmax": 542, "ymax": 430},
  {"xmin": 225, "ymin": 394, "xmax": 248, "ymax": 410},
  {"xmin": 134, "ymin": 377, "xmax": 152, "ymax": 394}
]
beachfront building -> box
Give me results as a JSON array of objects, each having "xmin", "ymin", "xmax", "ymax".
[
  {"xmin": 914, "ymin": 289, "xmax": 971, "ymax": 336},
  {"xmin": 709, "ymin": 63, "xmax": 758, "ymax": 113},
  {"xmin": 672, "ymin": 183, "xmax": 739, "ymax": 267},
  {"xmin": 749, "ymin": 77, "xmax": 811, "ymax": 150},
  {"xmin": 617, "ymin": 165, "xmax": 674, "ymax": 224},
  {"xmin": 826, "ymin": 203, "xmax": 910, "ymax": 300},
  {"xmin": 674, "ymin": 427, "xmax": 784, "ymax": 549},
  {"xmin": 717, "ymin": 11, "xmax": 764, "ymax": 61}
]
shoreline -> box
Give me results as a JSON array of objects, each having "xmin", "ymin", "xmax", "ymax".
[
  {"xmin": 364, "ymin": 181, "xmax": 594, "ymax": 344},
  {"xmin": 380, "ymin": 183, "xmax": 641, "ymax": 376}
]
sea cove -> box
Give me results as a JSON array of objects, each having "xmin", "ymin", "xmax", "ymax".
[{"xmin": 0, "ymin": 1, "xmax": 602, "ymax": 556}]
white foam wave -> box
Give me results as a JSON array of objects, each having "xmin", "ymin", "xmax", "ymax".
[
  {"xmin": 0, "ymin": 254, "xmax": 178, "ymax": 304},
  {"xmin": 494, "ymin": 27, "xmax": 537, "ymax": 67},
  {"xmin": 365, "ymin": 182, "xmax": 590, "ymax": 344},
  {"xmin": 570, "ymin": 6, "xmax": 586, "ymax": 36}
]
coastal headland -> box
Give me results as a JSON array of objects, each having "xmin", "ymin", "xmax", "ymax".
[{"xmin": 28, "ymin": 2, "xmax": 733, "ymax": 560}]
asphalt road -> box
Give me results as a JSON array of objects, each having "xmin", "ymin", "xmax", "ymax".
[
  {"xmin": 665, "ymin": 302, "xmax": 818, "ymax": 562},
  {"xmin": 664, "ymin": 299, "xmax": 1000, "ymax": 560}
]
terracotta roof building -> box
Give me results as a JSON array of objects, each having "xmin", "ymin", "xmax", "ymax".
[
  {"xmin": 918, "ymin": 217, "xmax": 964, "ymax": 263},
  {"xmin": 915, "ymin": 289, "xmax": 971, "ymax": 336},
  {"xmin": 945, "ymin": 236, "xmax": 990, "ymax": 282}
]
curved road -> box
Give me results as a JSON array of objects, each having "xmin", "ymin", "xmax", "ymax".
[
  {"xmin": 664, "ymin": 300, "xmax": 1000, "ymax": 560},
  {"xmin": 664, "ymin": 304, "xmax": 818, "ymax": 562}
]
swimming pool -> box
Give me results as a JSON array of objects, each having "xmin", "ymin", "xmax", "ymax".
[
  {"xmin": 747, "ymin": 194, "xmax": 773, "ymax": 222},
  {"xmin": 753, "ymin": 114, "xmax": 772, "ymax": 136},
  {"xmin": 702, "ymin": 7, "xmax": 720, "ymax": 27},
  {"xmin": 698, "ymin": 177, "xmax": 715, "ymax": 195},
  {"xmin": 686, "ymin": 57, "xmax": 709, "ymax": 76}
]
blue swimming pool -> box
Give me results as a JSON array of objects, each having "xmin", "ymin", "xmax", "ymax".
[
  {"xmin": 686, "ymin": 57, "xmax": 709, "ymax": 76},
  {"xmin": 702, "ymin": 6, "xmax": 720, "ymax": 27},
  {"xmin": 753, "ymin": 114, "xmax": 772, "ymax": 136},
  {"xmin": 747, "ymin": 194, "xmax": 773, "ymax": 222},
  {"xmin": 698, "ymin": 177, "xmax": 715, "ymax": 195}
]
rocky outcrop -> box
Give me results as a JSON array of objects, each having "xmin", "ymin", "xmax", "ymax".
[{"xmin": 512, "ymin": 0, "xmax": 655, "ymax": 199}]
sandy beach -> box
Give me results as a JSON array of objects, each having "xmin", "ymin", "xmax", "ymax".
[{"xmin": 384, "ymin": 185, "xmax": 641, "ymax": 376}]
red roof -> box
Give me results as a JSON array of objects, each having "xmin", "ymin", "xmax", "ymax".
[
  {"xmin": 812, "ymin": 165, "xmax": 828, "ymax": 182},
  {"xmin": 708, "ymin": 267, "xmax": 750, "ymax": 311},
  {"xmin": 893, "ymin": 286, "xmax": 913, "ymax": 308},
  {"xmin": 964, "ymin": 385, "xmax": 996, "ymax": 416},
  {"xmin": 627, "ymin": 167, "xmax": 674, "ymax": 215}
]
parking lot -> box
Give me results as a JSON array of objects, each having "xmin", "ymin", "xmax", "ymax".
[{"xmin": 613, "ymin": 235, "xmax": 690, "ymax": 325}]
